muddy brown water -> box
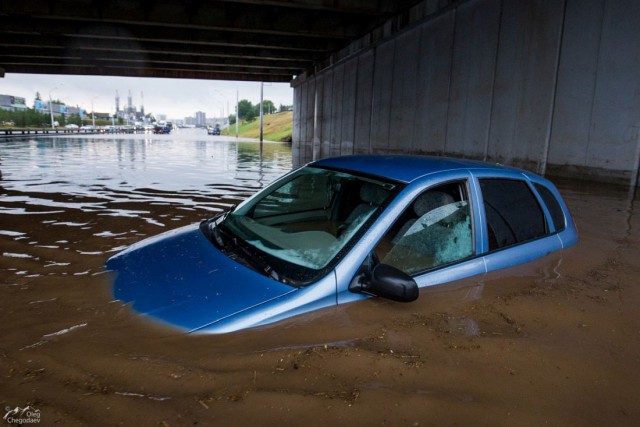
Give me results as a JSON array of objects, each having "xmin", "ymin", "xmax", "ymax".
[{"xmin": 1, "ymin": 131, "xmax": 639, "ymax": 426}]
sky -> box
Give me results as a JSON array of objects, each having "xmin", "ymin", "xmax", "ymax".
[{"xmin": 0, "ymin": 73, "xmax": 294, "ymax": 120}]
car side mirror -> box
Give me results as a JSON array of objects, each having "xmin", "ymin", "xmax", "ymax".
[{"xmin": 350, "ymin": 263, "xmax": 419, "ymax": 302}]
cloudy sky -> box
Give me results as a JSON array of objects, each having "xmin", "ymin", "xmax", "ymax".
[{"xmin": 1, "ymin": 73, "xmax": 294, "ymax": 120}]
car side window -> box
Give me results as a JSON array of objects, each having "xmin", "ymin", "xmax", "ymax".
[
  {"xmin": 479, "ymin": 179, "xmax": 547, "ymax": 251},
  {"xmin": 534, "ymin": 183, "xmax": 566, "ymax": 232},
  {"xmin": 374, "ymin": 181, "xmax": 474, "ymax": 276}
]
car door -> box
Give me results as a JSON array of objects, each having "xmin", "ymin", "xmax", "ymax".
[
  {"xmin": 472, "ymin": 171, "xmax": 564, "ymax": 273},
  {"xmin": 336, "ymin": 171, "xmax": 487, "ymax": 305}
]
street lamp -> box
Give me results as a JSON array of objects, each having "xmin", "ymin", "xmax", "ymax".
[
  {"xmin": 213, "ymin": 89, "xmax": 231, "ymax": 122},
  {"xmin": 212, "ymin": 99, "xmax": 225, "ymax": 121},
  {"xmin": 214, "ymin": 87, "xmax": 238, "ymax": 138},
  {"xmin": 235, "ymin": 86, "xmax": 239, "ymax": 139},
  {"xmin": 49, "ymin": 86, "xmax": 61, "ymax": 129},
  {"xmin": 91, "ymin": 96, "xmax": 99, "ymax": 128},
  {"xmin": 220, "ymin": 84, "xmax": 240, "ymax": 139},
  {"xmin": 259, "ymin": 82, "xmax": 272, "ymax": 143},
  {"xmin": 260, "ymin": 82, "xmax": 264, "ymax": 142}
]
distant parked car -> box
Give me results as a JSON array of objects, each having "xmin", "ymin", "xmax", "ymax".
[
  {"xmin": 64, "ymin": 124, "xmax": 79, "ymax": 129},
  {"xmin": 106, "ymin": 155, "xmax": 579, "ymax": 334},
  {"xmin": 153, "ymin": 124, "xmax": 171, "ymax": 134},
  {"xmin": 207, "ymin": 125, "xmax": 221, "ymax": 135}
]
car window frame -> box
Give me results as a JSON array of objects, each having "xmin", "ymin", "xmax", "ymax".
[
  {"xmin": 473, "ymin": 172, "xmax": 569, "ymax": 255},
  {"xmin": 531, "ymin": 181, "xmax": 567, "ymax": 233},
  {"xmin": 335, "ymin": 167, "xmax": 576, "ymax": 305},
  {"xmin": 369, "ymin": 176, "xmax": 479, "ymax": 279}
]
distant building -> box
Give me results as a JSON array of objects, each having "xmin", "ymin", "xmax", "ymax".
[
  {"xmin": 184, "ymin": 116, "xmax": 196, "ymax": 126},
  {"xmin": 66, "ymin": 106, "xmax": 84, "ymax": 116},
  {"xmin": 34, "ymin": 100, "xmax": 67, "ymax": 116},
  {"xmin": 93, "ymin": 112, "xmax": 111, "ymax": 120},
  {"xmin": 206, "ymin": 118, "xmax": 222, "ymax": 126},
  {"xmin": 115, "ymin": 89, "xmax": 146, "ymax": 122},
  {"xmin": 156, "ymin": 114, "xmax": 167, "ymax": 122},
  {"xmin": 206, "ymin": 116, "xmax": 227, "ymax": 127},
  {"xmin": 0, "ymin": 94, "xmax": 28, "ymax": 111},
  {"xmin": 195, "ymin": 111, "xmax": 206, "ymax": 127}
]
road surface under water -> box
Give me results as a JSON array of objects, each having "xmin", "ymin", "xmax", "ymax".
[{"xmin": 1, "ymin": 129, "xmax": 639, "ymax": 426}]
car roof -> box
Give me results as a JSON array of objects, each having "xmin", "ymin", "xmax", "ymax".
[{"xmin": 311, "ymin": 155, "xmax": 523, "ymax": 183}]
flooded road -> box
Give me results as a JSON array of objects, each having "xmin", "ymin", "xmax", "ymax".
[{"xmin": 1, "ymin": 130, "xmax": 639, "ymax": 426}]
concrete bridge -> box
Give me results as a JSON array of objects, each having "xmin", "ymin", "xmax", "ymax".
[
  {"xmin": 2, "ymin": 0, "xmax": 639, "ymax": 187},
  {"xmin": 292, "ymin": 0, "xmax": 640, "ymax": 187}
]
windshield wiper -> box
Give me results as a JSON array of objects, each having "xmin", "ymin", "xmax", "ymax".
[
  {"xmin": 226, "ymin": 233, "xmax": 283, "ymax": 282},
  {"xmin": 199, "ymin": 212, "xmax": 227, "ymax": 249},
  {"xmin": 200, "ymin": 214, "xmax": 285, "ymax": 284}
]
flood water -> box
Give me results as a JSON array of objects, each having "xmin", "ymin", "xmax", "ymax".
[{"xmin": 1, "ymin": 130, "xmax": 639, "ymax": 426}]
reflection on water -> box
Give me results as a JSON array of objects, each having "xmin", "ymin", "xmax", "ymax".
[
  {"xmin": 0, "ymin": 131, "xmax": 291, "ymax": 217},
  {"xmin": 1, "ymin": 131, "xmax": 639, "ymax": 426},
  {"xmin": 0, "ymin": 131, "xmax": 291, "ymax": 284}
]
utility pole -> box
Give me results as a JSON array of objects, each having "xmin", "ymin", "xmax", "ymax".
[
  {"xmin": 259, "ymin": 82, "xmax": 264, "ymax": 143},
  {"xmin": 49, "ymin": 86, "xmax": 61, "ymax": 129},
  {"xmin": 235, "ymin": 88, "xmax": 239, "ymax": 138},
  {"xmin": 91, "ymin": 96, "xmax": 98, "ymax": 128}
]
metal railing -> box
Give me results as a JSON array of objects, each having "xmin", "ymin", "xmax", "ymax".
[{"xmin": 0, "ymin": 128, "xmax": 101, "ymax": 137}]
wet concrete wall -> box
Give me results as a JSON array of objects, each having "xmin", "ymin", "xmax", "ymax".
[{"xmin": 291, "ymin": 0, "xmax": 640, "ymax": 187}]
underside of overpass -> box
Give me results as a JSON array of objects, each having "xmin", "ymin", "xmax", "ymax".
[
  {"xmin": 0, "ymin": 0, "xmax": 423, "ymax": 82},
  {"xmin": 2, "ymin": 0, "xmax": 639, "ymax": 187}
]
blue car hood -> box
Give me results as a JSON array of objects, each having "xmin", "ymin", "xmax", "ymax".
[{"xmin": 105, "ymin": 224, "xmax": 296, "ymax": 332}]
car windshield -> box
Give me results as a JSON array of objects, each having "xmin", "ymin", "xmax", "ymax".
[{"xmin": 221, "ymin": 166, "xmax": 399, "ymax": 285}]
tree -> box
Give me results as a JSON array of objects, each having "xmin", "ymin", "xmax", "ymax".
[
  {"xmin": 228, "ymin": 114, "xmax": 236, "ymax": 125},
  {"xmin": 245, "ymin": 109, "xmax": 256, "ymax": 123},
  {"xmin": 67, "ymin": 114, "xmax": 82, "ymax": 126},
  {"xmin": 237, "ymin": 99, "xmax": 253, "ymax": 121},
  {"xmin": 0, "ymin": 107, "xmax": 50, "ymax": 127},
  {"xmin": 262, "ymin": 100, "xmax": 275, "ymax": 114}
]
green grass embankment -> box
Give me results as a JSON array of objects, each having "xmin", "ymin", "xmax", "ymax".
[{"xmin": 222, "ymin": 111, "xmax": 292, "ymax": 142}]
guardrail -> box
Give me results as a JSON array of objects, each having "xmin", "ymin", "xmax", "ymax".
[{"xmin": 0, "ymin": 128, "xmax": 101, "ymax": 137}]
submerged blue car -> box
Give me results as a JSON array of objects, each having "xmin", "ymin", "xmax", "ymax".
[{"xmin": 106, "ymin": 155, "xmax": 578, "ymax": 333}]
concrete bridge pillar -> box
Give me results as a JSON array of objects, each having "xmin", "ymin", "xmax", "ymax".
[{"xmin": 292, "ymin": 0, "xmax": 640, "ymax": 187}]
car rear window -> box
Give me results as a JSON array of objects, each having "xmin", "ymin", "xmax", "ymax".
[
  {"xmin": 479, "ymin": 179, "xmax": 547, "ymax": 251},
  {"xmin": 534, "ymin": 183, "xmax": 566, "ymax": 232}
]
